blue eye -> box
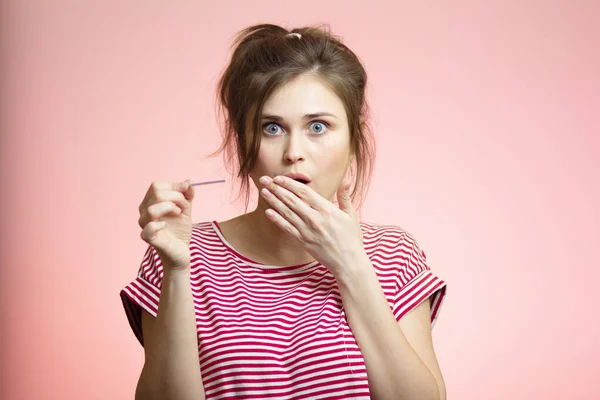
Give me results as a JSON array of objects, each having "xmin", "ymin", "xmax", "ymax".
[
  {"xmin": 263, "ymin": 123, "xmax": 282, "ymax": 135},
  {"xmin": 262, "ymin": 121, "xmax": 329, "ymax": 135},
  {"xmin": 309, "ymin": 121, "xmax": 328, "ymax": 134}
]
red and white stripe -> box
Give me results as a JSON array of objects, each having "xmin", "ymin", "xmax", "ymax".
[{"xmin": 121, "ymin": 221, "xmax": 447, "ymax": 399}]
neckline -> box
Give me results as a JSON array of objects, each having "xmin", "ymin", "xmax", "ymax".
[{"xmin": 210, "ymin": 220, "xmax": 321, "ymax": 271}]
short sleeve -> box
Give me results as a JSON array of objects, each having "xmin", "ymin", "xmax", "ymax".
[
  {"xmin": 120, "ymin": 244, "xmax": 164, "ymax": 346},
  {"xmin": 391, "ymin": 232, "xmax": 447, "ymax": 328}
]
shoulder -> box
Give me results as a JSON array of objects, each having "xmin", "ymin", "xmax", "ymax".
[
  {"xmin": 359, "ymin": 220, "xmax": 429, "ymax": 269},
  {"xmin": 190, "ymin": 220, "xmax": 223, "ymax": 244},
  {"xmin": 360, "ymin": 220, "xmax": 417, "ymax": 246},
  {"xmin": 192, "ymin": 220, "xmax": 216, "ymax": 234},
  {"xmin": 189, "ymin": 220, "xmax": 234, "ymax": 264}
]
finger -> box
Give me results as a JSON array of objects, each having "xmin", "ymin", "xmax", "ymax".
[
  {"xmin": 148, "ymin": 180, "xmax": 192, "ymax": 199},
  {"xmin": 269, "ymin": 176, "xmax": 332, "ymax": 212},
  {"xmin": 138, "ymin": 201, "xmax": 182, "ymax": 228},
  {"xmin": 156, "ymin": 187, "xmax": 191, "ymax": 213},
  {"xmin": 175, "ymin": 180, "xmax": 194, "ymax": 215},
  {"xmin": 140, "ymin": 181, "xmax": 191, "ymax": 213},
  {"xmin": 150, "ymin": 180, "xmax": 182, "ymax": 195},
  {"xmin": 260, "ymin": 187, "xmax": 306, "ymax": 229},
  {"xmin": 264, "ymin": 181, "xmax": 318, "ymax": 222},
  {"xmin": 140, "ymin": 220, "xmax": 167, "ymax": 244},
  {"xmin": 177, "ymin": 179, "xmax": 195, "ymax": 202},
  {"xmin": 336, "ymin": 176, "xmax": 357, "ymax": 219},
  {"xmin": 140, "ymin": 180, "xmax": 171, "ymax": 211}
]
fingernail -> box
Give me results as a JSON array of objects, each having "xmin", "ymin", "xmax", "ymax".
[{"xmin": 259, "ymin": 176, "xmax": 271, "ymax": 185}]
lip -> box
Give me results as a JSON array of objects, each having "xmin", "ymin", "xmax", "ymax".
[{"xmin": 283, "ymin": 172, "xmax": 312, "ymax": 184}]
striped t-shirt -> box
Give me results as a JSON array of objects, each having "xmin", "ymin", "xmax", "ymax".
[{"xmin": 120, "ymin": 220, "xmax": 447, "ymax": 399}]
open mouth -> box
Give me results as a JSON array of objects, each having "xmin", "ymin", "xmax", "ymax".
[{"xmin": 284, "ymin": 172, "xmax": 312, "ymax": 184}]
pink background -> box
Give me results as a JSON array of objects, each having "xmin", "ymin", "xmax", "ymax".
[{"xmin": 1, "ymin": 1, "xmax": 599, "ymax": 399}]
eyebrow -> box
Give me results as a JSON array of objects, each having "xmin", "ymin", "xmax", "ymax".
[{"xmin": 261, "ymin": 112, "xmax": 338, "ymax": 121}]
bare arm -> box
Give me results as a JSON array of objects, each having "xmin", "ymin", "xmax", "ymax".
[
  {"xmin": 336, "ymin": 256, "xmax": 445, "ymax": 400},
  {"xmin": 135, "ymin": 268, "xmax": 205, "ymax": 400}
]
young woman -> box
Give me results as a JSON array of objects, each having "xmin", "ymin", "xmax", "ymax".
[{"xmin": 121, "ymin": 24, "xmax": 448, "ymax": 400}]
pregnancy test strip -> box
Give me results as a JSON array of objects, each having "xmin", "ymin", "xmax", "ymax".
[{"xmin": 189, "ymin": 179, "xmax": 226, "ymax": 187}]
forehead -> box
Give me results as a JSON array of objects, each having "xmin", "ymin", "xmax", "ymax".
[{"xmin": 261, "ymin": 74, "xmax": 346, "ymax": 117}]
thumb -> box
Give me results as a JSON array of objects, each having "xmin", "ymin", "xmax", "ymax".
[
  {"xmin": 336, "ymin": 177, "xmax": 356, "ymax": 218},
  {"xmin": 179, "ymin": 179, "xmax": 195, "ymax": 202}
]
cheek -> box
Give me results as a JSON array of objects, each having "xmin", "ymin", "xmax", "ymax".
[
  {"xmin": 252, "ymin": 144, "xmax": 284, "ymax": 182},
  {"xmin": 317, "ymin": 139, "xmax": 350, "ymax": 170},
  {"xmin": 315, "ymin": 148, "xmax": 350, "ymax": 196},
  {"xmin": 255, "ymin": 146, "xmax": 276, "ymax": 170}
]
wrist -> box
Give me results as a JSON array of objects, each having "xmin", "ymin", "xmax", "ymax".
[
  {"xmin": 332, "ymin": 253, "xmax": 373, "ymax": 286},
  {"xmin": 163, "ymin": 264, "xmax": 191, "ymax": 278}
]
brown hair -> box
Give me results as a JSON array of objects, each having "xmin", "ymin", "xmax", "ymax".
[{"xmin": 210, "ymin": 23, "xmax": 375, "ymax": 213}]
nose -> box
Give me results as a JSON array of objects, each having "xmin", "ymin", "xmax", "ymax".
[{"xmin": 283, "ymin": 132, "xmax": 306, "ymax": 164}]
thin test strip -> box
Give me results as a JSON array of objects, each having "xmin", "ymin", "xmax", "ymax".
[{"xmin": 189, "ymin": 179, "xmax": 226, "ymax": 187}]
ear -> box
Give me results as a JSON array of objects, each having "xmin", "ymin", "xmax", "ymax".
[{"xmin": 348, "ymin": 153, "xmax": 355, "ymax": 168}]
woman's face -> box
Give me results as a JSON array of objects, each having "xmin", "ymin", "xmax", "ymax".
[{"xmin": 249, "ymin": 73, "xmax": 352, "ymax": 204}]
